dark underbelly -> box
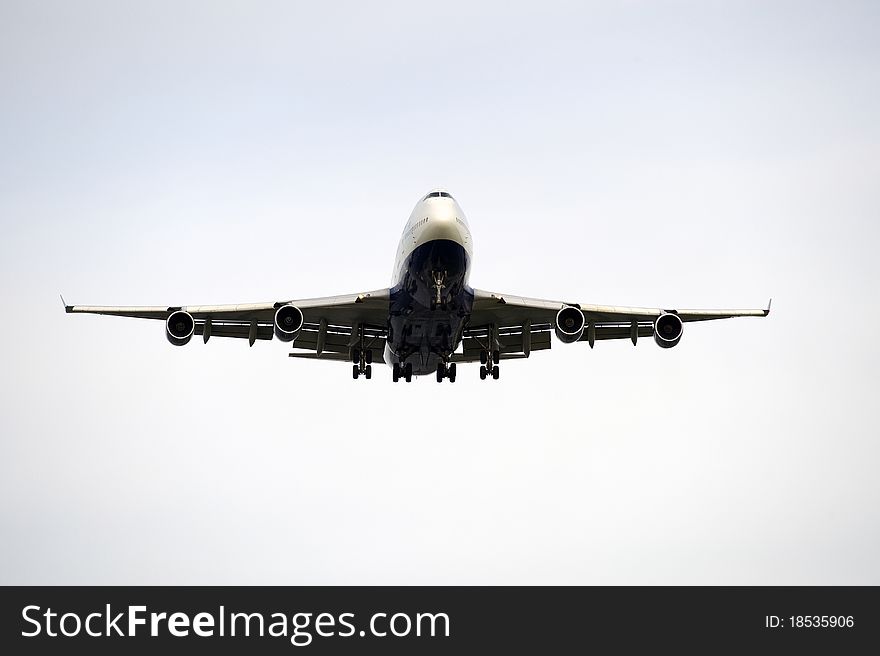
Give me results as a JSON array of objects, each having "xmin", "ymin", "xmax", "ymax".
[{"xmin": 387, "ymin": 240, "xmax": 473, "ymax": 373}]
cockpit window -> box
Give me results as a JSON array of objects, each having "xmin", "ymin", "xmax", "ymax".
[{"xmin": 423, "ymin": 191, "xmax": 454, "ymax": 200}]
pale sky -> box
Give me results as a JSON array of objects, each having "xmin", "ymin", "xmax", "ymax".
[{"xmin": 1, "ymin": 0, "xmax": 878, "ymax": 584}]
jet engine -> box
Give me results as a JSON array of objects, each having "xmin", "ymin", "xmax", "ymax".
[
  {"xmin": 166, "ymin": 310, "xmax": 195, "ymax": 346},
  {"xmin": 654, "ymin": 313, "xmax": 683, "ymax": 348},
  {"xmin": 274, "ymin": 304, "xmax": 304, "ymax": 342},
  {"xmin": 555, "ymin": 306, "xmax": 585, "ymax": 344}
]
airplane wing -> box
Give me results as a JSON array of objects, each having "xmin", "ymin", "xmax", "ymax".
[
  {"xmin": 64, "ymin": 289, "xmax": 390, "ymax": 359},
  {"xmin": 460, "ymin": 288, "xmax": 770, "ymax": 361}
]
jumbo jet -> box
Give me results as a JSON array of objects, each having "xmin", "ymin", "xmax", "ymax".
[{"xmin": 65, "ymin": 189, "xmax": 770, "ymax": 382}]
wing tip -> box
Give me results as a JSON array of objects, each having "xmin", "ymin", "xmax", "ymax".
[
  {"xmin": 61, "ymin": 294, "xmax": 73, "ymax": 313},
  {"xmin": 764, "ymin": 298, "xmax": 772, "ymax": 316}
]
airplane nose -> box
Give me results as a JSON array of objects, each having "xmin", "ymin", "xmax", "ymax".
[{"xmin": 423, "ymin": 213, "xmax": 467, "ymax": 247}]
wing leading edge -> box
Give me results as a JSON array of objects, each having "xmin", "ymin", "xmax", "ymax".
[{"xmin": 471, "ymin": 289, "xmax": 770, "ymax": 326}]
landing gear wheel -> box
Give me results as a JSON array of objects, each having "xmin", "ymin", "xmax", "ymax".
[
  {"xmin": 480, "ymin": 365, "xmax": 487, "ymax": 380},
  {"xmin": 365, "ymin": 349, "xmax": 373, "ymax": 364},
  {"xmin": 436, "ymin": 363, "xmax": 445, "ymax": 383},
  {"xmin": 352, "ymin": 364, "xmax": 360, "ymax": 379},
  {"xmin": 365, "ymin": 364, "xmax": 372, "ymax": 380},
  {"xmin": 492, "ymin": 365, "xmax": 500, "ymax": 380},
  {"xmin": 404, "ymin": 362, "xmax": 413, "ymax": 383},
  {"xmin": 392, "ymin": 362, "xmax": 400, "ymax": 383},
  {"xmin": 352, "ymin": 348, "xmax": 360, "ymax": 364},
  {"xmin": 480, "ymin": 350, "xmax": 488, "ymax": 365},
  {"xmin": 448, "ymin": 363, "xmax": 457, "ymax": 383},
  {"xmin": 492, "ymin": 350, "xmax": 500, "ymax": 365}
]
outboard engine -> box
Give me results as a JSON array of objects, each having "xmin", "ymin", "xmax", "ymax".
[
  {"xmin": 166, "ymin": 310, "xmax": 195, "ymax": 346},
  {"xmin": 555, "ymin": 306, "xmax": 585, "ymax": 344},
  {"xmin": 654, "ymin": 313, "xmax": 683, "ymax": 348},
  {"xmin": 274, "ymin": 305, "xmax": 304, "ymax": 342}
]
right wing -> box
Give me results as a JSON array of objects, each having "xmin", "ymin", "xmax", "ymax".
[{"xmin": 65, "ymin": 289, "xmax": 390, "ymax": 359}]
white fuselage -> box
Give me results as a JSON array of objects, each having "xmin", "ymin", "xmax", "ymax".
[{"xmin": 392, "ymin": 191, "xmax": 473, "ymax": 286}]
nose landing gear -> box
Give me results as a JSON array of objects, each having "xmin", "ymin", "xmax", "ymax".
[{"xmin": 430, "ymin": 270, "xmax": 448, "ymax": 311}]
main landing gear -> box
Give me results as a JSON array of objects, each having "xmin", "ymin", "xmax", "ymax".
[
  {"xmin": 436, "ymin": 362, "xmax": 457, "ymax": 383},
  {"xmin": 392, "ymin": 362, "xmax": 413, "ymax": 383},
  {"xmin": 479, "ymin": 349, "xmax": 500, "ymax": 381},
  {"xmin": 352, "ymin": 348, "xmax": 373, "ymax": 380}
]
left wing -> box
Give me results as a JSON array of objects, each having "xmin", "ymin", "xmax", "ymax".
[
  {"xmin": 460, "ymin": 289, "xmax": 770, "ymax": 361},
  {"xmin": 65, "ymin": 289, "xmax": 390, "ymax": 358},
  {"xmin": 470, "ymin": 289, "xmax": 770, "ymax": 324}
]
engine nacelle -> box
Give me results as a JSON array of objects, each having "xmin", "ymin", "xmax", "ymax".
[
  {"xmin": 654, "ymin": 313, "xmax": 683, "ymax": 348},
  {"xmin": 274, "ymin": 304, "xmax": 304, "ymax": 342},
  {"xmin": 166, "ymin": 310, "xmax": 195, "ymax": 346},
  {"xmin": 555, "ymin": 306, "xmax": 585, "ymax": 344}
]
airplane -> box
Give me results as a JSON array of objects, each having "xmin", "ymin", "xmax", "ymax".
[{"xmin": 65, "ymin": 188, "xmax": 770, "ymax": 383}]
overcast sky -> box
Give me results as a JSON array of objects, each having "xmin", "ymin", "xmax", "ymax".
[{"xmin": 1, "ymin": 0, "xmax": 878, "ymax": 584}]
